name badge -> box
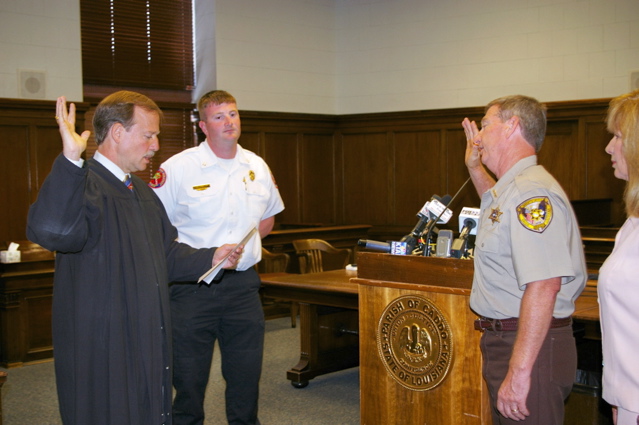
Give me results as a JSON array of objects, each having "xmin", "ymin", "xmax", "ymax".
[{"xmin": 192, "ymin": 184, "xmax": 211, "ymax": 191}]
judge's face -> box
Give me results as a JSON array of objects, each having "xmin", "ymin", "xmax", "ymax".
[
  {"xmin": 117, "ymin": 107, "xmax": 160, "ymax": 174},
  {"xmin": 199, "ymin": 102, "xmax": 241, "ymax": 147},
  {"xmin": 605, "ymin": 130, "xmax": 629, "ymax": 181}
]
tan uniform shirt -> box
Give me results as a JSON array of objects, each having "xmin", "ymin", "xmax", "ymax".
[{"xmin": 470, "ymin": 156, "xmax": 586, "ymax": 319}]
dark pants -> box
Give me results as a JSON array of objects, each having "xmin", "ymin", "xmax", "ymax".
[
  {"xmin": 480, "ymin": 325, "xmax": 576, "ymax": 425},
  {"xmin": 170, "ymin": 269, "xmax": 265, "ymax": 425}
]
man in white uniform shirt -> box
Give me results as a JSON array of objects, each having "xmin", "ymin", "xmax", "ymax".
[{"xmin": 151, "ymin": 90, "xmax": 284, "ymax": 425}]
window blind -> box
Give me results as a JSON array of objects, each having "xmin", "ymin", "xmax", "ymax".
[{"xmin": 80, "ymin": 0, "xmax": 194, "ymax": 90}]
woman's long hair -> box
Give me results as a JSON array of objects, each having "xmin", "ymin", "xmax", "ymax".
[{"xmin": 607, "ymin": 90, "xmax": 639, "ymax": 217}]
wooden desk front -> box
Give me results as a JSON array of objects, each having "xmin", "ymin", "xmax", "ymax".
[
  {"xmin": 0, "ymin": 243, "xmax": 55, "ymax": 368},
  {"xmin": 259, "ymin": 269, "xmax": 359, "ymax": 387}
]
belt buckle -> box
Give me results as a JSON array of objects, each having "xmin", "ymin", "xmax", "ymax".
[
  {"xmin": 475, "ymin": 317, "xmax": 503, "ymax": 332},
  {"xmin": 475, "ymin": 318, "xmax": 493, "ymax": 332}
]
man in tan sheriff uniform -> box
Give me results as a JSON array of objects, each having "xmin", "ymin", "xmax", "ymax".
[{"xmin": 462, "ymin": 95, "xmax": 586, "ymax": 425}]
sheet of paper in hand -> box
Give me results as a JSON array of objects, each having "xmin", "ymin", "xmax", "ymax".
[{"xmin": 198, "ymin": 226, "xmax": 258, "ymax": 284}]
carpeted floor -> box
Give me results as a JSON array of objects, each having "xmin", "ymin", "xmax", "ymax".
[{"xmin": 0, "ymin": 317, "xmax": 360, "ymax": 425}]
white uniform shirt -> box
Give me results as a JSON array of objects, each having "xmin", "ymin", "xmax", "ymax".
[
  {"xmin": 151, "ymin": 141, "xmax": 284, "ymax": 271},
  {"xmin": 470, "ymin": 156, "xmax": 586, "ymax": 319},
  {"xmin": 599, "ymin": 216, "xmax": 639, "ymax": 414}
]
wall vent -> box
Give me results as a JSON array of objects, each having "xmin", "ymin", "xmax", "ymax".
[{"xmin": 19, "ymin": 70, "xmax": 46, "ymax": 99}]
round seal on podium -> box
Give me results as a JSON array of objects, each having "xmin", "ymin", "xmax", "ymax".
[{"xmin": 377, "ymin": 295, "xmax": 454, "ymax": 391}]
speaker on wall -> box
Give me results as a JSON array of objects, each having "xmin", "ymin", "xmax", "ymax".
[{"xmin": 19, "ymin": 70, "xmax": 46, "ymax": 99}]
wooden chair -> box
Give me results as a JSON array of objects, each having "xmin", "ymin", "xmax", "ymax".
[
  {"xmin": 292, "ymin": 239, "xmax": 352, "ymax": 274},
  {"xmin": 256, "ymin": 248, "xmax": 290, "ymax": 274},
  {"xmin": 256, "ymin": 248, "xmax": 298, "ymax": 327}
]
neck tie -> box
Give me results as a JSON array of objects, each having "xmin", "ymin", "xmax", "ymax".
[{"xmin": 124, "ymin": 174, "xmax": 133, "ymax": 191}]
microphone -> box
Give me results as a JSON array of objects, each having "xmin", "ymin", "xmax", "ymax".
[
  {"xmin": 358, "ymin": 239, "xmax": 390, "ymax": 253},
  {"xmin": 419, "ymin": 195, "xmax": 453, "ymax": 224},
  {"xmin": 359, "ymin": 187, "xmax": 465, "ymax": 257},
  {"xmin": 450, "ymin": 207, "xmax": 480, "ymax": 258},
  {"xmin": 457, "ymin": 207, "xmax": 480, "ymax": 236},
  {"xmin": 401, "ymin": 194, "xmax": 453, "ymax": 254},
  {"xmin": 423, "ymin": 177, "xmax": 472, "ymax": 256},
  {"xmin": 357, "ymin": 239, "xmax": 409, "ymax": 255},
  {"xmin": 450, "ymin": 217, "xmax": 477, "ymax": 258}
]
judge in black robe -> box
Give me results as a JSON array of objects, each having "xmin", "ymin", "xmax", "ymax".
[{"xmin": 27, "ymin": 92, "xmax": 241, "ymax": 425}]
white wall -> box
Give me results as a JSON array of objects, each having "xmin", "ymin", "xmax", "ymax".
[
  {"xmin": 213, "ymin": 0, "xmax": 639, "ymax": 114},
  {"xmin": 0, "ymin": 0, "xmax": 83, "ymax": 102},
  {"xmin": 2, "ymin": 0, "xmax": 638, "ymax": 115},
  {"xmin": 212, "ymin": 0, "xmax": 337, "ymax": 113},
  {"xmin": 333, "ymin": 0, "xmax": 639, "ymax": 114}
]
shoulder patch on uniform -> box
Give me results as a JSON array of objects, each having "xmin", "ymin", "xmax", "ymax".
[
  {"xmin": 148, "ymin": 168, "xmax": 167, "ymax": 189},
  {"xmin": 516, "ymin": 196, "xmax": 552, "ymax": 233}
]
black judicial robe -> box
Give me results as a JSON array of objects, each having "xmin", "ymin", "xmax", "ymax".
[{"xmin": 27, "ymin": 155, "xmax": 215, "ymax": 425}]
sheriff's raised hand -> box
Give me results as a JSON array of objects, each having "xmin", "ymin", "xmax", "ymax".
[
  {"xmin": 56, "ymin": 96, "xmax": 91, "ymax": 161},
  {"xmin": 462, "ymin": 117, "xmax": 482, "ymax": 170}
]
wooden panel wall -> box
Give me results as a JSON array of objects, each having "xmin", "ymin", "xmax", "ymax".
[
  {"xmin": 331, "ymin": 101, "xmax": 626, "ymax": 237},
  {"xmin": 0, "ymin": 97, "xmax": 626, "ymax": 244},
  {"xmin": 239, "ymin": 112, "xmax": 338, "ymax": 225},
  {"xmin": 0, "ymin": 99, "xmax": 88, "ymax": 243},
  {"xmin": 226, "ymin": 100, "xmax": 623, "ymax": 234}
]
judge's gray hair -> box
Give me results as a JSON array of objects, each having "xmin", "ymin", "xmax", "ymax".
[{"xmin": 93, "ymin": 91, "xmax": 163, "ymax": 145}]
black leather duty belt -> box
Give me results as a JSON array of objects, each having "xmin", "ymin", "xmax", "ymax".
[{"xmin": 473, "ymin": 316, "xmax": 572, "ymax": 332}]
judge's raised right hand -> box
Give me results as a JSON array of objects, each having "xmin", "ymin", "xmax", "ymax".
[{"xmin": 56, "ymin": 96, "xmax": 91, "ymax": 161}]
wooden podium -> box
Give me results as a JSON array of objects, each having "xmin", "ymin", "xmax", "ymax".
[{"xmin": 353, "ymin": 252, "xmax": 490, "ymax": 425}]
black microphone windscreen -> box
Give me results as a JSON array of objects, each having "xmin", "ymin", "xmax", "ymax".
[
  {"xmin": 357, "ymin": 239, "xmax": 391, "ymax": 253},
  {"xmin": 464, "ymin": 218, "xmax": 477, "ymax": 229}
]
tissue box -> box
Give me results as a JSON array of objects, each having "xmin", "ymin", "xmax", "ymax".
[{"xmin": 0, "ymin": 250, "xmax": 21, "ymax": 263}]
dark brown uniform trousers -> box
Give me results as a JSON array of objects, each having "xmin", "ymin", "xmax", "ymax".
[{"xmin": 480, "ymin": 325, "xmax": 576, "ymax": 425}]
